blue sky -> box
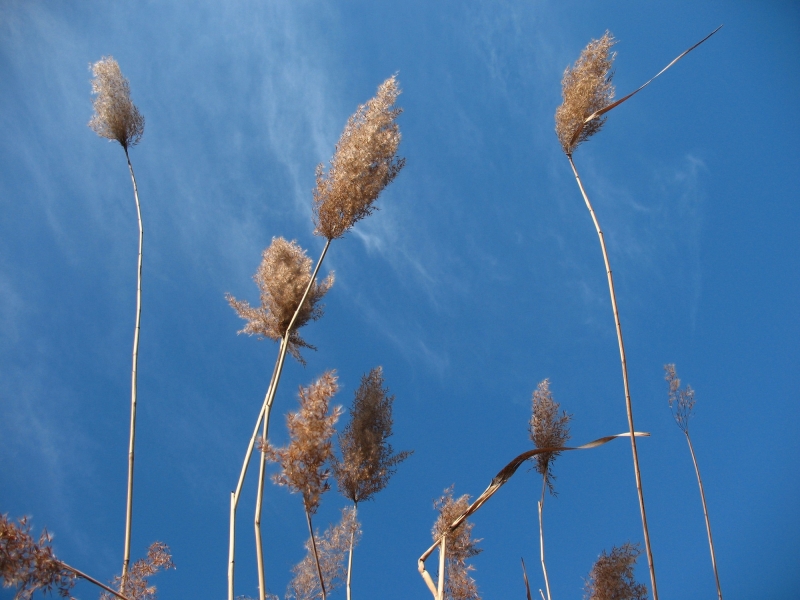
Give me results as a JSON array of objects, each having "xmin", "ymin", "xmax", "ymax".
[{"xmin": 1, "ymin": 1, "xmax": 798, "ymax": 599}]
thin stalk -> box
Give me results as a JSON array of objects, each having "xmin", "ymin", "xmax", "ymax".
[
  {"xmin": 567, "ymin": 155, "xmax": 657, "ymax": 599},
  {"xmin": 538, "ymin": 477, "xmax": 551, "ymax": 600},
  {"xmin": 437, "ymin": 535, "xmax": 446, "ymax": 600},
  {"xmin": 520, "ymin": 557, "xmax": 533, "ymax": 600},
  {"xmin": 305, "ymin": 510, "xmax": 326, "ymax": 600},
  {"xmin": 686, "ymin": 432, "xmax": 722, "ymax": 600},
  {"xmin": 121, "ymin": 147, "xmax": 143, "ymax": 585},
  {"xmin": 346, "ymin": 503, "xmax": 357, "ymax": 600},
  {"xmin": 254, "ymin": 402, "xmax": 270, "ymax": 600},
  {"xmin": 60, "ymin": 561, "xmax": 133, "ymax": 600},
  {"xmin": 227, "ymin": 238, "xmax": 332, "ymax": 600}
]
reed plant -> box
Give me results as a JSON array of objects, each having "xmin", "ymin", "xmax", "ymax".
[
  {"xmin": 528, "ymin": 380, "xmax": 571, "ymax": 600},
  {"xmin": 583, "ymin": 543, "xmax": 647, "ymax": 600},
  {"xmin": 225, "ymin": 75, "xmax": 404, "ymax": 600},
  {"xmin": 88, "ymin": 56, "xmax": 146, "ymax": 589},
  {"xmin": 332, "ymin": 367, "xmax": 412, "ymax": 600},
  {"xmin": 261, "ymin": 372, "xmax": 343, "ymax": 600},
  {"xmin": 665, "ymin": 364, "xmax": 723, "ymax": 600},
  {"xmin": 430, "ymin": 487, "xmax": 482, "ymax": 600},
  {"xmin": 554, "ymin": 28, "xmax": 720, "ymax": 598}
]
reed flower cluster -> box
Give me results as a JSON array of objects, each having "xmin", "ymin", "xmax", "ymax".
[
  {"xmin": 432, "ymin": 488, "xmax": 482, "ymax": 600},
  {"xmin": 529, "ymin": 379, "xmax": 572, "ymax": 495},
  {"xmin": 665, "ymin": 363, "xmax": 695, "ymax": 433},
  {"xmin": 583, "ymin": 543, "xmax": 647, "ymax": 600},
  {"xmin": 555, "ymin": 32, "xmax": 616, "ymax": 155},
  {"xmin": 89, "ymin": 57, "xmax": 145, "ymax": 149},
  {"xmin": 101, "ymin": 542, "xmax": 174, "ymax": 600},
  {"xmin": 313, "ymin": 76, "xmax": 405, "ymax": 240},
  {"xmin": 227, "ymin": 237, "xmax": 334, "ymax": 364}
]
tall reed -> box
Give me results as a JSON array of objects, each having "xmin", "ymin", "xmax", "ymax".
[
  {"xmin": 225, "ymin": 75, "xmax": 404, "ymax": 600},
  {"xmin": 665, "ymin": 364, "xmax": 723, "ymax": 600},
  {"xmin": 528, "ymin": 380, "xmax": 571, "ymax": 600},
  {"xmin": 88, "ymin": 56, "xmax": 146, "ymax": 589},
  {"xmin": 332, "ymin": 367, "xmax": 411, "ymax": 600}
]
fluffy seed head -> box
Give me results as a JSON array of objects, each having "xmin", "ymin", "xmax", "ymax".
[
  {"xmin": 333, "ymin": 367, "xmax": 412, "ymax": 504},
  {"xmin": 529, "ymin": 379, "xmax": 572, "ymax": 495},
  {"xmin": 89, "ymin": 57, "xmax": 145, "ymax": 149},
  {"xmin": 226, "ymin": 237, "xmax": 334, "ymax": 364},
  {"xmin": 286, "ymin": 507, "xmax": 361, "ymax": 600},
  {"xmin": 555, "ymin": 32, "xmax": 616, "ymax": 155},
  {"xmin": 664, "ymin": 364, "xmax": 695, "ymax": 434},
  {"xmin": 101, "ymin": 542, "xmax": 175, "ymax": 600},
  {"xmin": 432, "ymin": 487, "xmax": 482, "ymax": 600},
  {"xmin": 313, "ymin": 76, "xmax": 405, "ymax": 240},
  {"xmin": 583, "ymin": 542, "xmax": 647, "ymax": 600},
  {"xmin": 263, "ymin": 371, "xmax": 343, "ymax": 515}
]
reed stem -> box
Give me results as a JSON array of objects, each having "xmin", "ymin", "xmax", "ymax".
[
  {"xmin": 305, "ymin": 510, "xmax": 326, "ymax": 600},
  {"xmin": 686, "ymin": 432, "xmax": 723, "ymax": 600},
  {"xmin": 60, "ymin": 561, "xmax": 133, "ymax": 600},
  {"xmin": 346, "ymin": 503, "xmax": 357, "ymax": 600},
  {"xmin": 538, "ymin": 477, "xmax": 551, "ymax": 600},
  {"xmin": 121, "ymin": 148, "xmax": 142, "ymax": 587},
  {"xmin": 567, "ymin": 154, "xmax": 657, "ymax": 599},
  {"xmin": 437, "ymin": 535, "xmax": 446, "ymax": 600}
]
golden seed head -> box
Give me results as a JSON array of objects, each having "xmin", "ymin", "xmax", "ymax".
[
  {"xmin": 555, "ymin": 32, "xmax": 616, "ymax": 155},
  {"xmin": 583, "ymin": 543, "xmax": 647, "ymax": 600},
  {"xmin": 313, "ymin": 75, "xmax": 405, "ymax": 240},
  {"xmin": 529, "ymin": 379, "xmax": 572, "ymax": 495},
  {"xmin": 88, "ymin": 57, "xmax": 145, "ymax": 149},
  {"xmin": 432, "ymin": 487, "xmax": 482, "ymax": 600}
]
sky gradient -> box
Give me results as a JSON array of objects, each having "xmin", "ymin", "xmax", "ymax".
[{"xmin": 1, "ymin": 1, "xmax": 798, "ymax": 599}]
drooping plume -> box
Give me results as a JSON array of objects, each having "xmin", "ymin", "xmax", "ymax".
[
  {"xmin": 313, "ymin": 76, "xmax": 405, "ymax": 240},
  {"xmin": 555, "ymin": 32, "xmax": 616, "ymax": 155},
  {"xmin": 226, "ymin": 237, "xmax": 334, "ymax": 364},
  {"xmin": 89, "ymin": 57, "xmax": 145, "ymax": 149},
  {"xmin": 333, "ymin": 367, "xmax": 412, "ymax": 504}
]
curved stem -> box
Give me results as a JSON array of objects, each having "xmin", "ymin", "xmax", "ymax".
[
  {"xmin": 538, "ymin": 477, "xmax": 551, "ymax": 600},
  {"xmin": 686, "ymin": 432, "xmax": 723, "ymax": 600},
  {"xmin": 122, "ymin": 148, "xmax": 143, "ymax": 586},
  {"xmin": 305, "ymin": 510, "xmax": 326, "ymax": 600},
  {"xmin": 567, "ymin": 155, "xmax": 658, "ymax": 599}
]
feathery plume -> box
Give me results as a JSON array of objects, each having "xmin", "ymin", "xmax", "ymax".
[
  {"xmin": 101, "ymin": 542, "xmax": 174, "ymax": 600},
  {"xmin": 286, "ymin": 507, "xmax": 361, "ymax": 600},
  {"xmin": 529, "ymin": 379, "xmax": 572, "ymax": 496},
  {"xmin": 0, "ymin": 515, "xmax": 75, "ymax": 599},
  {"xmin": 432, "ymin": 487, "xmax": 482, "ymax": 600},
  {"xmin": 89, "ymin": 57, "xmax": 145, "ymax": 149},
  {"xmin": 313, "ymin": 76, "xmax": 405, "ymax": 240},
  {"xmin": 664, "ymin": 363, "xmax": 695, "ymax": 434},
  {"xmin": 227, "ymin": 238, "xmax": 334, "ymax": 364},
  {"xmin": 555, "ymin": 32, "xmax": 616, "ymax": 155},
  {"xmin": 263, "ymin": 371, "xmax": 343, "ymax": 515},
  {"xmin": 333, "ymin": 367, "xmax": 412, "ymax": 504},
  {"xmin": 583, "ymin": 543, "xmax": 647, "ymax": 600}
]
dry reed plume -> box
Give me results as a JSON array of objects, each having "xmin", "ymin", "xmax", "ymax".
[
  {"xmin": 555, "ymin": 32, "xmax": 615, "ymax": 156},
  {"xmin": 529, "ymin": 379, "xmax": 571, "ymax": 600},
  {"xmin": 583, "ymin": 543, "xmax": 647, "ymax": 600},
  {"xmin": 665, "ymin": 364, "xmax": 723, "ymax": 600},
  {"xmin": 313, "ymin": 76, "xmax": 405, "ymax": 240},
  {"xmin": 263, "ymin": 371, "xmax": 343, "ymax": 599},
  {"xmin": 89, "ymin": 57, "xmax": 144, "ymax": 150},
  {"xmin": 100, "ymin": 542, "xmax": 174, "ymax": 600},
  {"xmin": 286, "ymin": 507, "xmax": 361, "ymax": 600},
  {"xmin": 432, "ymin": 487, "xmax": 482, "ymax": 600},
  {"xmin": 227, "ymin": 237, "xmax": 334, "ymax": 364},
  {"xmin": 89, "ymin": 55, "xmax": 147, "ymax": 585}
]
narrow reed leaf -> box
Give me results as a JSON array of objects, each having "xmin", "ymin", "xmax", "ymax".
[{"xmin": 520, "ymin": 558, "xmax": 533, "ymax": 600}]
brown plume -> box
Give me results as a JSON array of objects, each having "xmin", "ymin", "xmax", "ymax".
[
  {"xmin": 529, "ymin": 379, "xmax": 572, "ymax": 495},
  {"xmin": 583, "ymin": 543, "xmax": 647, "ymax": 600},
  {"xmin": 89, "ymin": 57, "xmax": 145, "ymax": 149},
  {"xmin": 313, "ymin": 76, "xmax": 405, "ymax": 240},
  {"xmin": 555, "ymin": 32, "xmax": 616, "ymax": 155},
  {"xmin": 226, "ymin": 237, "xmax": 334, "ymax": 364},
  {"xmin": 664, "ymin": 364, "xmax": 695, "ymax": 434},
  {"xmin": 333, "ymin": 367, "xmax": 412, "ymax": 504},
  {"xmin": 101, "ymin": 542, "xmax": 174, "ymax": 600},
  {"xmin": 432, "ymin": 487, "xmax": 482, "ymax": 600}
]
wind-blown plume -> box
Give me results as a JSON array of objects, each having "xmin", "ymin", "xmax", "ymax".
[
  {"xmin": 333, "ymin": 367, "xmax": 412, "ymax": 504},
  {"xmin": 432, "ymin": 487, "xmax": 482, "ymax": 600},
  {"xmin": 665, "ymin": 363, "xmax": 695, "ymax": 434},
  {"xmin": 555, "ymin": 32, "xmax": 616, "ymax": 155},
  {"xmin": 313, "ymin": 76, "xmax": 405, "ymax": 240},
  {"xmin": 101, "ymin": 543, "xmax": 174, "ymax": 600},
  {"xmin": 529, "ymin": 379, "xmax": 572, "ymax": 496},
  {"xmin": 227, "ymin": 237, "xmax": 334, "ymax": 364},
  {"xmin": 89, "ymin": 57, "xmax": 145, "ymax": 149},
  {"xmin": 583, "ymin": 543, "xmax": 647, "ymax": 600}
]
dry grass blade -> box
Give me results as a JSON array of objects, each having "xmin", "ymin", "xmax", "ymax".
[
  {"xmin": 417, "ymin": 433, "xmax": 649, "ymax": 598},
  {"xmin": 313, "ymin": 76, "xmax": 405, "ymax": 240},
  {"xmin": 227, "ymin": 238, "xmax": 334, "ymax": 364},
  {"xmin": 520, "ymin": 558, "xmax": 533, "ymax": 600},
  {"xmin": 89, "ymin": 57, "xmax": 144, "ymax": 149},
  {"xmin": 583, "ymin": 543, "xmax": 647, "ymax": 600}
]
